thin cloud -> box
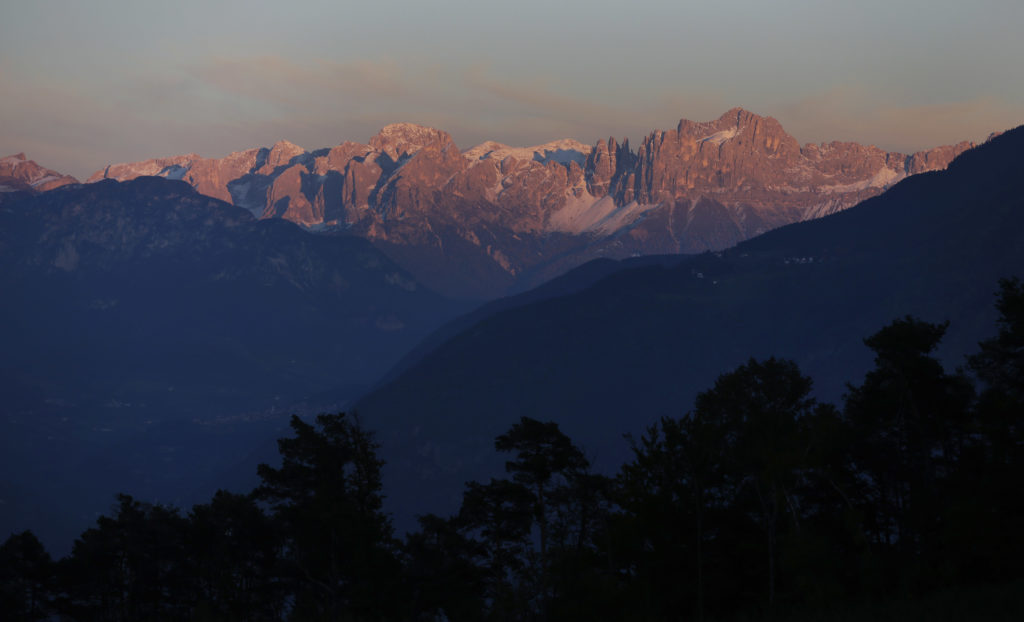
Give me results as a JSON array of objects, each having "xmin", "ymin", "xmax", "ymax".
[
  {"xmin": 464, "ymin": 67, "xmax": 598, "ymax": 116},
  {"xmin": 191, "ymin": 55, "xmax": 410, "ymax": 110}
]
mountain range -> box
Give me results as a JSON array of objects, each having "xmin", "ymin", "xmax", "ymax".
[
  {"xmin": 353, "ymin": 124, "xmax": 1024, "ymax": 530},
  {"xmin": 0, "ymin": 111, "xmax": 1012, "ymax": 552},
  {"xmin": 87, "ymin": 109, "xmax": 977, "ymax": 298}
]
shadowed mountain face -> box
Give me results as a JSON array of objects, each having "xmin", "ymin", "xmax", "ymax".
[
  {"xmin": 354, "ymin": 125, "xmax": 1024, "ymax": 532},
  {"xmin": 0, "ymin": 177, "xmax": 467, "ymax": 551},
  {"xmin": 88, "ymin": 110, "xmax": 977, "ymax": 298}
]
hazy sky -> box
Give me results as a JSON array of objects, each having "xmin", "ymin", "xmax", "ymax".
[{"xmin": 2, "ymin": 0, "xmax": 1022, "ymax": 179}]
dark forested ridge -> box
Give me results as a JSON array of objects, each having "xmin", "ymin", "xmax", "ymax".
[
  {"xmin": 3, "ymin": 280, "xmax": 1023, "ymax": 620},
  {"xmin": 354, "ymin": 125, "xmax": 1024, "ymax": 529},
  {"xmin": 0, "ymin": 178, "xmax": 469, "ymax": 552}
]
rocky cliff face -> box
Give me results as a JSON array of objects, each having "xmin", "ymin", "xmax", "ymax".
[
  {"xmin": 88, "ymin": 110, "xmax": 977, "ymax": 298},
  {"xmin": 0, "ymin": 153, "xmax": 79, "ymax": 194}
]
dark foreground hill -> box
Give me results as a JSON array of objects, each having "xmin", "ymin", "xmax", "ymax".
[
  {"xmin": 0, "ymin": 177, "xmax": 467, "ymax": 551},
  {"xmin": 355, "ymin": 124, "xmax": 1024, "ymax": 529}
]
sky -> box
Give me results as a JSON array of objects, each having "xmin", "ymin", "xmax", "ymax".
[{"xmin": 2, "ymin": 0, "xmax": 1023, "ymax": 180}]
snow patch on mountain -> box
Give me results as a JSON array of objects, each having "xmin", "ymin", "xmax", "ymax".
[
  {"xmin": 28, "ymin": 175, "xmax": 60, "ymax": 188},
  {"xmin": 548, "ymin": 193, "xmax": 656, "ymax": 235},
  {"xmin": 699, "ymin": 127, "xmax": 739, "ymax": 145},
  {"xmin": 547, "ymin": 193, "xmax": 607, "ymax": 233},
  {"xmin": 821, "ymin": 166, "xmax": 904, "ymax": 194},
  {"xmin": 591, "ymin": 200, "xmax": 659, "ymax": 234},
  {"xmin": 802, "ymin": 197, "xmax": 858, "ymax": 221},
  {"xmin": 158, "ymin": 165, "xmax": 190, "ymax": 181},
  {"xmin": 464, "ymin": 139, "xmax": 591, "ymax": 167}
]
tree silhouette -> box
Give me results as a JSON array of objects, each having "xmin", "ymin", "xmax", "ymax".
[
  {"xmin": 495, "ymin": 417, "xmax": 590, "ymax": 560},
  {"xmin": 970, "ymin": 277, "xmax": 1024, "ymax": 405},
  {"xmin": 454, "ymin": 416, "xmax": 610, "ymax": 620},
  {"xmin": 966, "ymin": 278, "xmax": 1024, "ymax": 580},
  {"xmin": 617, "ymin": 415, "xmax": 717, "ymax": 620},
  {"xmin": 617, "ymin": 358, "xmax": 841, "ymax": 617},
  {"xmin": 402, "ymin": 513, "xmax": 489, "ymax": 621},
  {"xmin": 692, "ymin": 357, "xmax": 827, "ymax": 610},
  {"xmin": 970, "ymin": 277, "xmax": 1024, "ymax": 468},
  {"xmin": 186, "ymin": 490, "xmax": 285, "ymax": 620},
  {"xmin": 256, "ymin": 412, "xmax": 401, "ymax": 620},
  {"xmin": 0, "ymin": 530, "xmax": 53, "ymax": 621},
  {"xmin": 844, "ymin": 317, "xmax": 974, "ymax": 590},
  {"xmin": 56, "ymin": 495, "xmax": 189, "ymax": 621}
]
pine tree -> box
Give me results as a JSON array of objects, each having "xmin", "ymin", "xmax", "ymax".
[{"xmin": 255, "ymin": 412, "xmax": 402, "ymax": 620}]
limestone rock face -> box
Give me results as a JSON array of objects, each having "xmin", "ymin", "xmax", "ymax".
[
  {"xmin": 369, "ymin": 123, "xmax": 456, "ymax": 161},
  {"xmin": 0, "ymin": 153, "xmax": 79, "ymax": 193},
  {"xmin": 89, "ymin": 151, "xmax": 250, "ymax": 205},
  {"xmin": 905, "ymin": 141, "xmax": 976, "ymax": 175},
  {"xmin": 87, "ymin": 112, "xmax": 980, "ymax": 297}
]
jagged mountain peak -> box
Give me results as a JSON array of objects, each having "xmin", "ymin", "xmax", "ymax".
[
  {"xmin": 264, "ymin": 140, "xmax": 307, "ymax": 170},
  {"xmin": 268, "ymin": 139, "xmax": 305, "ymax": 157},
  {"xmin": 719, "ymin": 106, "xmax": 761, "ymax": 124},
  {"xmin": 375, "ymin": 121, "xmax": 444, "ymax": 137},
  {"xmin": 670, "ymin": 107, "xmax": 788, "ymax": 146},
  {"xmin": 219, "ymin": 146, "xmax": 267, "ymax": 170},
  {"xmin": 369, "ymin": 123, "xmax": 456, "ymax": 160}
]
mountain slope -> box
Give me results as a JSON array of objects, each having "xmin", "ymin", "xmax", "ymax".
[
  {"xmin": 0, "ymin": 177, "xmax": 467, "ymax": 550},
  {"xmin": 0, "ymin": 153, "xmax": 78, "ymax": 194},
  {"xmin": 352, "ymin": 125, "xmax": 1024, "ymax": 530},
  {"xmin": 373, "ymin": 253, "xmax": 689, "ymax": 389},
  {"xmin": 87, "ymin": 110, "xmax": 977, "ymax": 298}
]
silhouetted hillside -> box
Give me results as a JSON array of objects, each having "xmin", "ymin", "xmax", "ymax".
[{"xmin": 0, "ymin": 177, "xmax": 468, "ymax": 551}]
